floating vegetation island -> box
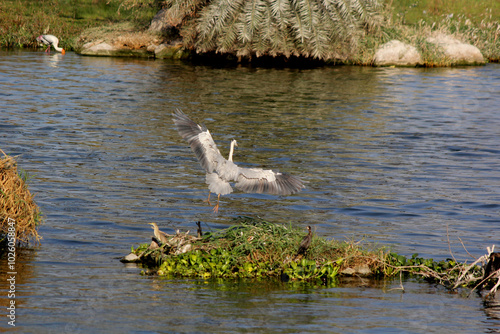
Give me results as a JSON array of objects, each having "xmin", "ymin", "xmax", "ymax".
[{"xmin": 124, "ymin": 217, "xmax": 500, "ymax": 296}]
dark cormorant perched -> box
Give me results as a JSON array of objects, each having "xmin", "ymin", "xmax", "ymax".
[
  {"xmin": 295, "ymin": 226, "xmax": 312, "ymax": 259},
  {"xmin": 196, "ymin": 221, "xmax": 202, "ymax": 238},
  {"xmin": 479, "ymin": 252, "xmax": 500, "ymax": 290}
]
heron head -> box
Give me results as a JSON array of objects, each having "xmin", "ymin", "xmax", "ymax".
[
  {"xmin": 149, "ymin": 222, "xmax": 158, "ymax": 230},
  {"xmin": 231, "ymin": 139, "xmax": 238, "ymax": 147}
]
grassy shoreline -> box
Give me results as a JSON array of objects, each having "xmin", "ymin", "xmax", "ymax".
[
  {"xmin": 0, "ymin": 0, "xmax": 498, "ymax": 63},
  {"xmin": 0, "ymin": 0, "xmax": 155, "ymax": 50},
  {"xmin": 381, "ymin": 0, "xmax": 500, "ymax": 63}
]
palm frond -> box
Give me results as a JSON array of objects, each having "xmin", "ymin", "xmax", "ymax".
[
  {"xmin": 164, "ymin": 0, "xmax": 207, "ymax": 26},
  {"xmin": 176, "ymin": 0, "xmax": 382, "ymax": 60}
]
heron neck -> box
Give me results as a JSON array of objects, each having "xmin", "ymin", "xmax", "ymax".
[
  {"xmin": 151, "ymin": 225, "xmax": 158, "ymax": 235},
  {"xmin": 228, "ymin": 141, "xmax": 235, "ymax": 161}
]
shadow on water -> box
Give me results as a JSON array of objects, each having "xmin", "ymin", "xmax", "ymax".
[{"xmin": 1, "ymin": 50, "xmax": 500, "ymax": 332}]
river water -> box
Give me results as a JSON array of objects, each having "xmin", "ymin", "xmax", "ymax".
[{"xmin": 0, "ymin": 49, "xmax": 499, "ymax": 332}]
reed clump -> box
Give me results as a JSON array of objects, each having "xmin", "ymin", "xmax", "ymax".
[
  {"xmin": 0, "ymin": 150, "xmax": 42, "ymax": 246},
  {"xmin": 75, "ymin": 22, "xmax": 162, "ymax": 51}
]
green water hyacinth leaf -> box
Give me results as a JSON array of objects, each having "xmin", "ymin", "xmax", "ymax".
[{"xmin": 189, "ymin": 253, "xmax": 198, "ymax": 264}]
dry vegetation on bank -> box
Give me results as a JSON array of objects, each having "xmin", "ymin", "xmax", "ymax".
[{"xmin": 0, "ymin": 150, "xmax": 42, "ymax": 247}]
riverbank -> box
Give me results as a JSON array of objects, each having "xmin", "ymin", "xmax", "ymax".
[
  {"xmin": 387, "ymin": 0, "xmax": 499, "ymax": 63},
  {"xmin": 0, "ymin": 0, "xmax": 498, "ymax": 65},
  {"xmin": 0, "ymin": 0, "xmax": 155, "ymax": 49}
]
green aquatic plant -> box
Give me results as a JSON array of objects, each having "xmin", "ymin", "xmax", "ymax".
[{"xmin": 283, "ymin": 258, "xmax": 342, "ymax": 280}]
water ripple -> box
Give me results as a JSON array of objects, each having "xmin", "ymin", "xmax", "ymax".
[{"xmin": 1, "ymin": 50, "xmax": 499, "ymax": 332}]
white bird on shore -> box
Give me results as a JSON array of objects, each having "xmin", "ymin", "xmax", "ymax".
[
  {"xmin": 37, "ymin": 35, "xmax": 65, "ymax": 54},
  {"xmin": 172, "ymin": 109, "xmax": 305, "ymax": 213}
]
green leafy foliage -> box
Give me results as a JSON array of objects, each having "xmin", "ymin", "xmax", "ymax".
[{"xmin": 283, "ymin": 258, "xmax": 341, "ymax": 280}]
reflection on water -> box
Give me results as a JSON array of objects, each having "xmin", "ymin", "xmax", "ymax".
[{"xmin": 0, "ymin": 50, "xmax": 500, "ymax": 332}]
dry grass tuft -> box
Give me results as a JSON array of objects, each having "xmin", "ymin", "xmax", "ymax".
[
  {"xmin": 0, "ymin": 150, "xmax": 42, "ymax": 246},
  {"xmin": 76, "ymin": 22, "xmax": 163, "ymax": 50}
]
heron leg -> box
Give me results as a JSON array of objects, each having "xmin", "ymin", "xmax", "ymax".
[
  {"xmin": 212, "ymin": 194, "xmax": 221, "ymax": 213},
  {"xmin": 204, "ymin": 192, "xmax": 211, "ymax": 206}
]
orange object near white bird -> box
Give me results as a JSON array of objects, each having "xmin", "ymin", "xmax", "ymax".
[{"xmin": 37, "ymin": 35, "xmax": 65, "ymax": 54}]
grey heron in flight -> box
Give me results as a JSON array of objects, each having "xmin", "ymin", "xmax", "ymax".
[{"xmin": 172, "ymin": 109, "xmax": 304, "ymax": 213}]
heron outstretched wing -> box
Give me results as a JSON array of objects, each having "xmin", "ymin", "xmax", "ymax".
[
  {"xmin": 172, "ymin": 109, "xmax": 224, "ymax": 173},
  {"xmin": 173, "ymin": 109, "xmax": 305, "ymax": 212},
  {"xmin": 235, "ymin": 167, "xmax": 304, "ymax": 195}
]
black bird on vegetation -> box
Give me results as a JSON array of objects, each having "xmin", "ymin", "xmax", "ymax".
[
  {"xmin": 479, "ymin": 252, "xmax": 500, "ymax": 290},
  {"xmin": 294, "ymin": 226, "xmax": 312, "ymax": 259},
  {"xmin": 196, "ymin": 221, "xmax": 202, "ymax": 238}
]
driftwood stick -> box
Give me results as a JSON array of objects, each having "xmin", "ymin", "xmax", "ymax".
[
  {"xmin": 469, "ymin": 269, "xmax": 500, "ymax": 297},
  {"xmin": 446, "ymin": 223, "xmax": 458, "ymax": 264},
  {"xmin": 454, "ymin": 246, "xmax": 496, "ymax": 290},
  {"xmin": 458, "ymin": 236, "xmax": 476, "ymax": 260},
  {"xmin": 454, "ymin": 254, "xmax": 489, "ymax": 289},
  {"xmin": 388, "ymin": 271, "xmax": 406, "ymax": 292}
]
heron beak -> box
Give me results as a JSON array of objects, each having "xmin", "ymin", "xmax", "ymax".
[{"xmin": 61, "ymin": 49, "xmax": 66, "ymax": 55}]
